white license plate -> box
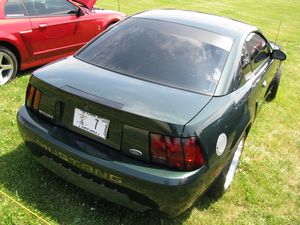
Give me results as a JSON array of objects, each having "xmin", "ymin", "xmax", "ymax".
[{"xmin": 73, "ymin": 108, "xmax": 110, "ymax": 140}]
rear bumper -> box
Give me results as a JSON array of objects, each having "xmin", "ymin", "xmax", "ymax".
[
  {"xmin": 34, "ymin": 154, "xmax": 152, "ymax": 212},
  {"xmin": 17, "ymin": 105, "xmax": 213, "ymax": 216}
]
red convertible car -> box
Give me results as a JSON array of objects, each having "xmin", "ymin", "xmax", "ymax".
[{"xmin": 0, "ymin": 0, "xmax": 125, "ymax": 84}]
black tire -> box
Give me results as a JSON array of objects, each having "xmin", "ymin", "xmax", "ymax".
[
  {"xmin": 0, "ymin": 46, "xmax": 18, "ymax": 85},
  {"xmin": 266, "ymin": 73, "xmax": 280, "ymax": 102},
  {"xmin": 206, "ymin": 134, "xmax": 246, "ymax": 198}
]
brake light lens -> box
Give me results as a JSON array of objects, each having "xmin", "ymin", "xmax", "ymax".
[
  {"xmin": 33, "ymin": 89, "xmax": 41, "ymax": 110},
  {"xmin": 150, "ymin": 134, "xmax": 205, "ymax": 171},
  {"xmin": 182, "ymin": 137, "xmax": 205, "ymax": 171},
  {"xmin": 166, "ymin": 137, "xmax": 184, "ymax": 169},
  {"xmin": 26, "ymin": 83, "xmax": 41, "ymax": 111},
  {"xmin": 26, "ymin": 84, "xmax": 35, "ymax": 108}
]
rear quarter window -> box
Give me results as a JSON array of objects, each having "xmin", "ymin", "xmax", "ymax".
[{"xmin": 22, "ymin": 0, "xmax": 76, "ymax": 16}]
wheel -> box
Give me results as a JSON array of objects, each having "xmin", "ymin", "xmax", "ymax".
[
  {"xmin": 266, "ymin": 73, "xmax": 280, "ymax": 102},
  {"xmin": 206, "ymin": 133, "xmax": 246, "ymax": 198},
  {"xmin": 0, "ymin": 46, "xmax": 18, "ymax": 85}
]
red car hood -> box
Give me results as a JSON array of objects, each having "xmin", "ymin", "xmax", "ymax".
[{"xmin": 72, "ymin": 0, "xmax": 96, "ymax": 10}]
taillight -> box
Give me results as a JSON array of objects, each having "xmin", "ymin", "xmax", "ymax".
[
  {"xmin": 25, "ymin": 84, "xmax": 35, "ymax": 108},
  {"xmin": 182, "ymin": 137, "xmax": 205, "ymax": 171},
  {"xmin": 166, "ymin": 137, "xmax": 184, "ymax": 169},
  {"xmin": 26, "ymin": 83, "xmax": 41, "ymax": 111},
  {"xmin": 150, "ymin": 134, "xmax": 205, "ymax": 171},
  {"xmin": 150, "ymin": 134, "xmax": 167, "ymax": 165},
  {"xmin": 33, "ymin": 89, "xmax": 41, "ymax": 110}
]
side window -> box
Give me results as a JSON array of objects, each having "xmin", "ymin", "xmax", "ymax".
[
  {"xmin": 22, "ymin": 0, "xmax": 77, "ymax": 16},
  {"xmin": 245, "ymin": 33, "xmax": 271, "ymax": 71},
  {"xmin": 237, "ymin": 44, "xmax": 252, "ymax": 86},
  {"xmin": 5, "ymin": 0, "xmax": 26, "ymax": 17}
]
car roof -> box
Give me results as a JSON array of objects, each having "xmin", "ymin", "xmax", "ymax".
[{"xmin": 133, "ymin": 9, "xmax": 257, "ymax": 40}]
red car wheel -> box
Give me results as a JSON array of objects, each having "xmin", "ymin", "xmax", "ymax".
[{"xmin": 0, "ymin": 46, "xmax": 18, "ymax": 85}]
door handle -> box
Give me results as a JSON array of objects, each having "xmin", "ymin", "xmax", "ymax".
[
  {"xmin": 39, "ymin": 24, "xmax": 48, "ymax": 28},
  {"xmin": 262, "ymin": 80, "xmax": 267, "ymax": 88}
]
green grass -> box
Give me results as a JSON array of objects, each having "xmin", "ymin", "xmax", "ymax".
[{"xmin": 0, "ymin": 0, "xmax": 299, "ymax": 224}]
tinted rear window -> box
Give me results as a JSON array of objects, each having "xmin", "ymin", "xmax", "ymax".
[{"xmin": 77, "ymin": 18, "xmax": 232, "ymax": 95}]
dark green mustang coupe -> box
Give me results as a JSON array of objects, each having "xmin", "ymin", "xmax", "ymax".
[{"xmin": 17, "ymin": 10, "xmax": 286, "ymax": 216}]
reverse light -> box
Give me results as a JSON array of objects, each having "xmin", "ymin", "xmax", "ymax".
[
  {"xmin": 150, "ymin": 134, "xmax": 167, "ymax": 165},
  {"xmin": 150, "ymin": 134, "xmax": 205, "ymax": 171}
]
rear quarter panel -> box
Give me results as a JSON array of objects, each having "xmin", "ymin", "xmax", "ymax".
[
  {"xmin": 183, "ymin": 86, "xmax": 252, "ymax": 180},
  {"xmin": 183, "ymin": 52, "xmax": 281, "ymax": 182}
]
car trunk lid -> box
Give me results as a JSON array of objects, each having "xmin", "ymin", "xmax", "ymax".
[{"xmin": 31, "ymin": 57, "xmax": 212, "ymax": 162}]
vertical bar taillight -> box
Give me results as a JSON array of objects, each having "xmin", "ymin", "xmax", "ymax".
[
  {"xmin": 33, "ymin": 89, "xmax": 41, "ymax": 110},
  {"xmin": 25, "ymin": 84, "xmax": 35, "ymax": 108},
  {"xmin": 25, "ymin": 83, "xmax": 41, "ymax": 111}
]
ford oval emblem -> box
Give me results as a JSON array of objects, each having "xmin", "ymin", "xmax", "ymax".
[{"xmin": 129, "ymin": 149, "xmax": 143, "ymax": 157}]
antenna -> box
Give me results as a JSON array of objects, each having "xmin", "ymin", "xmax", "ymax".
[
  {"xmin": 117, "ymin": 0, "xmax": 120, "ymax": 11},
  {"xmin": 274, "ymin": 20, "xmax": 282, "ymax": 45}
]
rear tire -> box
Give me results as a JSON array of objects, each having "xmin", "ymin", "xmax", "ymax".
[
  {"xmin": 0, "ymin": 46, "xmax": 18, "ymax": 85},
  {"xmin": 206, "ymin": 133, "xmax": 246, "ymax": 198},
  {"xmin": 266, "ymin": 74, "xmax": 280, "ymax": 102}
]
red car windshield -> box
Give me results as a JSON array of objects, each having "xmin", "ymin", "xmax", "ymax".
[{"xmin": 77, "ymin": 18, "xmax": 232, "ymax": 95}]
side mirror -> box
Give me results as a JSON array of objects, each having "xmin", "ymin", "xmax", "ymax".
[
  {"xmin": 76, "ymin": 8, "xmax": 84, "ymax": 17},
  {"xmin": 271, "ymin": 49, "xmax": 286, "ymax": 61},
  {"xmin": 254, "ymin": 51, "xmax": 268, "ymax": 63}
]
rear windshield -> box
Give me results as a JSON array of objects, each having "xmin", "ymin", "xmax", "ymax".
[{"xmin": 76, "ymin": 18, "xmax": 232, "ymax": 95}]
